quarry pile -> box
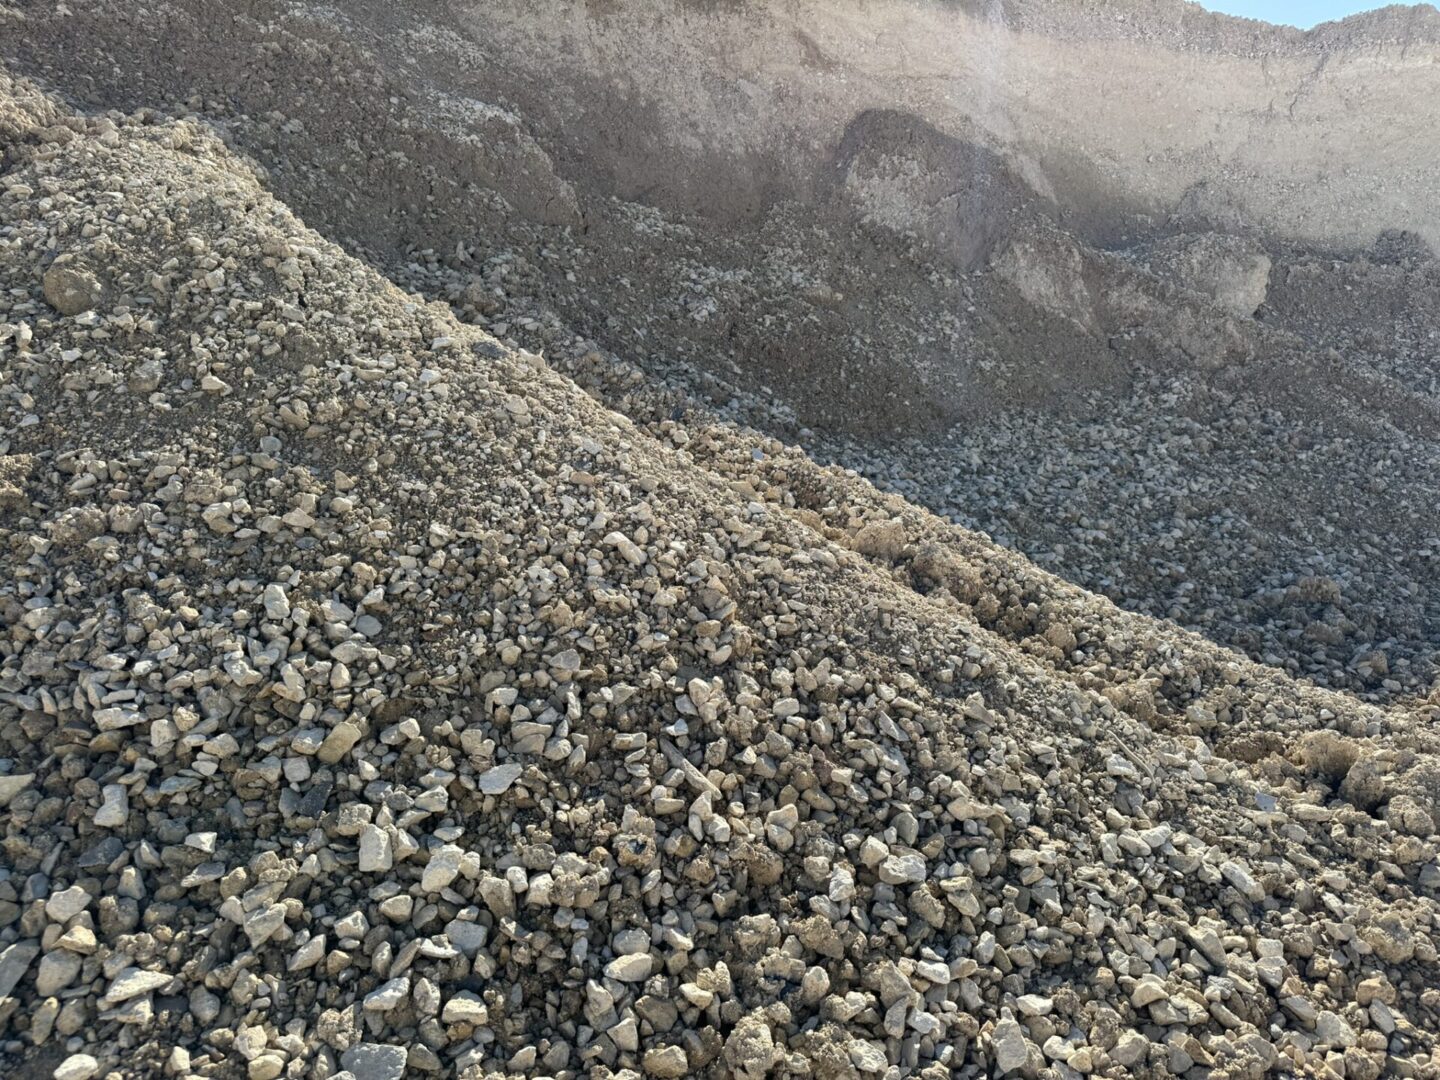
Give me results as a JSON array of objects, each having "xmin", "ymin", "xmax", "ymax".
[
  {"xmin": 4, "ymin": 0, "xmax": 1439, "ymax": 701},
  {"xmin": 1, "ymin": 69, "xmax": 1439, "ymax": 1080}
]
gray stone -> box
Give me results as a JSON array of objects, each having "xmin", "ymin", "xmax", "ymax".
[
  {"xmin": 295, "ymin": 777, "xmax": 334, "ymax": 819},
  {"xmin": 363, "ymin": 976, "xmax": 410, "ymax": 1012},
  {"xmin": 1315, "ymin": 1010, "xmax": 1356, "ymax": 1049},
  {"xmin": 317, "ymin": 722, "xmax": 363, "ymax": 764},
  {"xmin": 94, "ymin": 783, "xmax": 129, "ymax": 828},
  {"xmin": 103, "ymin": 967, "xmax": 171, "ymax": 1003},
  {"xmin": 643, "ymin": 1046, "xmax": 689, "ymax": 1078},
  {"xmin": 441, "ymin": 991, "xmax": 488, "ymax": 1024},
  {"xmin": 421, "ymin": 844, "xmax": 462, "ymax": 892},
  {"xmin": 43, "ymin": 262, "xmax": 105, "ymax": 315},
  {"xmin": 340, "ymin": 1043, "xmax": 408, "ymax": 1080},
  {"xmin": 1112, "ymin": 1030, "xmax": 1149, "ymax": 1068},
  {"xmin": 604, "ymin": 953, "xmax": 654, "ymax": 982},
  {"xmin": 1220, "ymin": 859, "xmax": 1265, "ymax": 902},
  {"xmin": 1131, "ymin": 973, "xmax": 1168, "ymax": 1007},
  {"xmin": 847, "ymin": 1040, "xmax": 888, "ymax": 1074},
  {"xmin": 443, "ymin": 918, "xmax": 488, "ymax": 956},
  {"xmin": 613, "ymin": 928, "xmax": 650, "ymax": 955},
  {"xmin": 243, "ymin": 904, "xmax": 288, "ymax": 947},
  {"xmin": 35, "ymin": 951, "xmax": 83, "ymax": 996},
  {"xmin": 0, "ymin": 772, "xmax": 34, "ymax": 807},
  {"xmin": 878, "ymin": 851, "xmax": 927, "ymax": 885},
  {"xmin": 478, "ymin": 762, "xmax": 523, "ymax": 794},
  {"xmin": 358, "ymin": 824, "xmax": 392, "ymax": 872},
  {"xmin": 45, "ymin": 885, "xmax": 92, "ymax": 923},
  {"xmin": 1016, "ymin": 993, "xmax": 1053, "ymax": 1017},
  {"xmin": 263, "ymin": 583, "xmax": 291, "ymax": 621},
  {"xmin": 53, "ymin": 1054, "xmax": 100, "ymax": 1080},
  {"xmin": 0, "ymin": 942, "xmax": 41, "ymax": 1000},
  {"xmin": 77, "ymin": 837, "xmax": 125, "ymax": 869},
  {"xmin": 992, "ymin": 1016, "xmax": 1031, "ymax": 1074}
]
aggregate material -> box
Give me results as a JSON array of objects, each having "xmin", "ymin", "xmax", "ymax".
[{"xmin": 0, "ymin": 2, "xmax": 1439, "ymax": 1079}]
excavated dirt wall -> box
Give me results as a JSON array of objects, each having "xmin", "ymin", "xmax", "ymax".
[
  {"xmin": 444, "ymin": 0, "xmax": 1440, "ymax": 251},
  {"xmin": 5, "ymin": 0, "xmax": 1440, "ymax": 257}
]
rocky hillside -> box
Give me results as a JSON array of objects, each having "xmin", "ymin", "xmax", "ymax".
[{"xmin": 1, "ymin": 59, "xmax": 1440, "ymax": 1080}]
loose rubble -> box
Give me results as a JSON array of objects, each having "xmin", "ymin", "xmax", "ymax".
[
  {"xmin": 6, "ymin": 0, "xmax": 1440, "ymax": 710},
  {"xmin": 0, "ymin": 49, "xmax": 1439, "ymax": 1080}
]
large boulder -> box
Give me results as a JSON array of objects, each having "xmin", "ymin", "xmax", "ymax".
[
  {"xmin": 42, "ymin": 258, "xmax": 105, "ymax": 316},
  {"xmin": 990, "ymin": 219, "xmax": 1098, "ymax": 331},
  {"xmin": 1135, "ymin": 232, "xmax": 1272, "ymax": 317}
]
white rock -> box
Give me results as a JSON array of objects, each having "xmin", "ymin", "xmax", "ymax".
[
  {"xmin": 0, "ymin": 942, "xmax": 39, "ymax": 999},
  {"xmin": 1017, "ymin": 993, "xmax": 1053, "ymax": 1017},
  {"xmin": 0, "ymin": 772, "xmax": 34, "ymax": 807},
  {"xmin": 243, "ymin": 904, "xmax": 288, "ymax": 947},
  {"xmin": 847, "ymin": 1040, "xmax": 889, "ymax": 1074},
  {"xmin": 610, "ymin": 1016, "xmax": 640, "ymax": 1052},
  {"xmin": 914, "ymin": 960, "xmax": 951, "ymax": 985},
  {"xmin": 603, "ymin": 530, "xmax": 645, "ymax": 565},
  {"xmin": 363, "ymin": 976, "xmax": 410, "ymax": 1011},
  {"xmin": 53, "ymin": 1054, "xmax": 100, "ymax": 1080},
  {"xmin": 263, "ymin": 583, "xmax": 291, "ymax": 621},
  {"xmin": 93, "ymin": 706, "xmax": 144, "ymax": 730},
  {"xmin": 1131, "ymin": 973, "xmax": 1168, "ymax": 1007},
  {"xmin": 340, "ymin": 1043, "xmax": 408, "ymax": 1080},
  {"xmin": 45, "ymin": 885, "xmax": 93, "ymax": 922},
  {"xmin": 289, "ymin": 934, "xmax": 327, "ymax": 971},
  {"xmin": 422, "ymin": 844, "xmax": 463, "ymax": 892},
  {"xmin": 358, "ymin": 824, "xmax": 393, "ymax": 872},
  {"xmin": 94, "ymin": 783, "xmax": 129, "ymax": 828},
  {"xmin": 613, "ymin": 928, "xmax": 650, "ymax": 955},
  {"xmin": 604, "ymin": 953, "xmax": 654, "ymax": 982},
  {"xmin": 36, "ymin": 951, "xmax": 82, "ymax": 995},
  {"xmin": 1315, "ymin": 1010, "xmax": 1356, "ymax": 1049},
  {"xmin": 858, "ymin": 837, "xmax": 889, "ymax": 867},
  {"xmin": 1220, "ymin": 859, "xmax": 1265, "ymax": 902},
  {"xmin": 992, "ymin": 1016, "xmax": 1031, "ymax": 1074},
  {"xmin": 444, "ymin": 919, "xmax": 488, "ymax": 956},
  {"xmin": 549, "ymin": 648, "xmax": 582, "ymax": 675},
  {"xmin": 103, "ymin": 966, "xmax": 171, "ymax": 1003},
  {"xmin": 1112, "ymin": 1031, "xmax": 1149, "ymax": 1067},
  {"xmin": 442, "ymin": 991, "xmax": 489, "ymax": 1024},
  {"xmin": 878, "ymin": 851, "xmax": 926, "ymax": 884},
  {"xmin": 478, "ymin": 762, "xmax": 523, "ymax": 794}
]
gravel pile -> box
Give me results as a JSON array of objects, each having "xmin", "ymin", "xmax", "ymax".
[
  {"xmin": 382, "ymin": 220, "xmax": 1440, "ymax": 705},
  {"xmin": 2, "ymin": 70, "xmax": 1440, "ymax": 1080},
  {"xmin": 5, "ymin": 0, "xmax": 1438, "ymax": 706}
]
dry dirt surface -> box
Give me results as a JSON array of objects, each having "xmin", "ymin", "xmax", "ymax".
[{"xmin": 0, "ymin": 2, "xmax": 1439, "ymax": 1080}]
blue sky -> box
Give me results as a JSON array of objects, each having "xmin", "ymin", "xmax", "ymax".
[{"xmin": 1196, "ymin": 2, "xmax": 1386, "ymax": 27}]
